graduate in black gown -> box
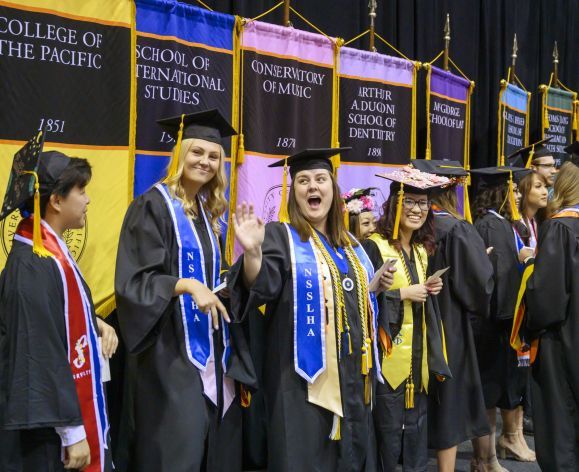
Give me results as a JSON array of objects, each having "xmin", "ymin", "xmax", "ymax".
[
  {"xmin": 115, "ymin": 110, "xmax": 256, "ymax": 472},
  {"xmin": 0, "ymin": 136, "xmax": 116, "ymax": 472},
  {"xmin": 525, "ymin": 161, "xmax": 579, "ymax": 471},
  {"xmin": 412, "ymin": 160, "xmax": 493, "ymax": 472},
  {"xmin": 471, "ymin": 166, "xmax": 536, "ymax": 469},
  {"xmin": 229, "ymin": 148, "xmax": 384, "ymax": 472},
  {"xmin": 362, "ymin": 166, "xmax": 452, "ymax": 472}
]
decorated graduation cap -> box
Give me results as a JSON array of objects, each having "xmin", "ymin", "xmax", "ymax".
[
  {"xmin": 411, "ymin": 159, "xmax": 472, "ymax": 223},
  {"xmin": 507, "ymin": 137, "xmax": 553, "ymax": 169},
  {"xmin": 269, "ymin": 147, "xmax": 351, "ymax": 223},
  {"xmin": 0, "ymin": 131, "xmax": 71, "ymax": 257},
  {"xmin": 157, "ymin": 108, "xmax": 237, "ymax": 181},
  {"xmin": 376, "ymin": 166, "xmax": 450, "ymax": 239},
  {"xmin": 470, "ymin": 166, "xmax": 530, "ymax": 221}
]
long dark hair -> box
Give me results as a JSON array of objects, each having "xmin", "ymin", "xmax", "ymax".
[
  {"xmin": 375, "ymin": 188, "xmax": 436, "ymax": 255},
  {"xmin": 288, "ymin": 171, "xmax": 354, "ymax": 248}
]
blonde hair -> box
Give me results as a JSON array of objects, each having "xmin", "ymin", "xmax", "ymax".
[
  {"xmin": 548, "ymin": 162, "xmax": 579, "ymax": 217},
  {"xmin": 432, "ymin": 186, "xmax": 463, "ymax": 220},
  {"xmin": 164, "ymin": 138, "xmax": 228, "ymax": 235}
]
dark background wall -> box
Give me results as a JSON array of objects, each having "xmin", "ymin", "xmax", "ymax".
[{"xmin": 191, "ymin": 0, "xmax": 578, "ymax": 168}]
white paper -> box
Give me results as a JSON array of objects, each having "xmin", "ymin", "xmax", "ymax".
[
  {"xmin": 98, "ymin": 338, "xmax": 111, "ymax": 383},
  {"xmin": 369, "ymin": 258, "xmax": 397, "ymax": 292},
  {"xmin": 212, "ymin": 281, "xmax": 227, "ymax": 294},
  {"xmin": 426, "ymin": 266, "xmax": 450, "ymax": 284}
]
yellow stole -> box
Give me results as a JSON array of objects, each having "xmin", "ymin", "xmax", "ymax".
[{"xmin": 368, "ymin": 234, "xmax": 429, "ymax": 394}]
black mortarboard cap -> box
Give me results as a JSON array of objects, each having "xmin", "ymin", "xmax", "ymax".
[
  {"xmin": 268, "ymin": 147, "xmax": 351, "ymax": 178},
  {"xmin": 507, "ymin": 137, "xmax": 553, "ymax": 168},
  {"xmin": 343, "ymin": 187, "xmax": 377, "ymax": 203},
  {"xmin": 411, "ymin": 159, "xmax": 468, "ymax": 177},
  {"xmin": 564, "ymin": 141, "xmax": 579, "ymax": 156},
  {"xmin": 157, "ymin": 108, "xmax": 237, "ymax": 145}
]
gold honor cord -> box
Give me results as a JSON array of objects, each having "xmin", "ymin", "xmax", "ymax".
[{"xmin": 396, "ymin": 247, "xmax": 426, "ymax": 409}]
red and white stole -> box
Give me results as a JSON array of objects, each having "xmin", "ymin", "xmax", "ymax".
[{"xmin": 15, "ymin": 218, "xmax": 108, "ymax": 472}]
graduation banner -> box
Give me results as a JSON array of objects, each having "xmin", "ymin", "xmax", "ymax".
[
  {"xmin": 0, "ymin": 0, "xmax": 135, "ymax": 316},
  {"xmin": 497, "ymin": 81, "xmax": 531, "ymax": 165},
  {"xmin": 134, "ymin": 0, "xmax": 237, "ymax": 196},
  {"xmin": 539, "ymin": 84, "xmax": 578, "ymax": 166},
  {"xmin": 425, "ymin": 65, "xmax": 474, "ymax": 168},
  {"xmin": 337, "ymin": 47, "xmax": 417, "ymax": 207},
  {"xmin": 229, "ymin": 20, "xmax": 336, "ymax": 257}
]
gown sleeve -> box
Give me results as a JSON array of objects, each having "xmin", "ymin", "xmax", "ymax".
[
  {"xmin": 0, "ymin": 248, "xmax": 82, "ymax": 429},
  {"xmin": 475, "ymin": 216, "xmax": 518, "ymax": 320},
  {"xmin": 447, "ymin": 222, "xmax": 494, "ymax": 318},
  {"xmin": 526, "ymin": 220, "xmax": 574, "ymax": 331},
  {"xmin": 227, "ymin": 222, "xmax": 291, "ymax": 321},
  {"xmin": 115, "ymin": 191, "xmax": 179, "ymax": 354}
]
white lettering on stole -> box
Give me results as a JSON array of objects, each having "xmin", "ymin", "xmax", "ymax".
[
  {"xmin": 305, "ymin": 268, "xmax": 312, "ymax": 277},
  {"xmin": 193, "ymin": 314, "xmax": 201, "ymax": 322},
  {"xmin": 187, "ymin": 252, "xmax": 195, "ymax": 273},
  {"xmin": 307, "ymin": 315, "xmax": 315, "ymax": 324},
  {"xmin": 306, "ymin": 304, "xmax": 315, "ymax": 313},
  {"xmin": 306, "ymin": 291, "xmax": 313, "ymax": 301},
  {"xmin": 305, "ymin": 279, "xmax": 313, "ymax": 289},
  {"xmin": 307, "ymin": 328, "xmax": 315, "ymax": 337}
]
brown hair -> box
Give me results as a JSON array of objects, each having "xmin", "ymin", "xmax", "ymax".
[
  {"xmin": 375, "ymin": 190, "xmax": 436, "ymax": 255},
  {"xmin": 473, "ymin": 183, "xmax": 514, "ymax": 221},
  {"xmin": 288, "ymin": 170, "xmax": 354, "ymax": 248},
  {"xmin": 518, "ymin": 171, "xmax": 548, "ymax": 225},
  {"xmin": 548, "ymin": 162, "xmax": 579, "ymax": 217},
  {"xmin": 431, "ymin": 185, "xmax": 463, "ymax": 220},
  {"xmin": 165, "ymin": 138, "xmax": 228, "ymax": 235}
]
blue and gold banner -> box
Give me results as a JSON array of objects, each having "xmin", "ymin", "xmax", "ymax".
[
  {"xmin": 134, "ymin": 0, "xmax": 236, "ymax": 196},
  {"xmin": 497, "ymin": 82, "xmax": 531, "ymax": 165}
]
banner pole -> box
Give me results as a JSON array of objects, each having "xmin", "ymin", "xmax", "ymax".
[
  {"xmin": 443, "ymin": 13, "xmax": 450, "ymax": 71},
  {"xmin": 552, "ymin": 42, "xmax": 559, "ymax": 89},
  {"xmin": 368, "ymin": 0, "xmax": 377, "ymax": 52},
  {"xmin": 511, "ymin": 34, "xmax": 518, "ymax": 84},
  {"xmin": 283, "ymin": 0, "xmax": 291, "ymax": 26}
]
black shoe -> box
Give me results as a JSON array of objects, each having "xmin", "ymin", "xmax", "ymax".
[{"xmin": 523, "ymin": 415, "xmax": 534, "ymax": 434}]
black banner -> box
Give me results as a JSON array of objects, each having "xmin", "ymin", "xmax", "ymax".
[
  {"xmin": 0, "ymin": 5, "xmax": 130, "ymax": 145},
  {"xmin": 242, "ymin": 50, "xmax": 332, "ymax": 155},
  {"xmin": 502, "ymin": 107, "xmax": 527, "ymax": 158},
  {"xmin": 544, "ymin": 109, "xmax": 573, "ymax": 166},
  {"xmin": 429, "ymin": 96, "xmax": 466, "ymax": 164},
  {"xmin": 339, "ymin": 78, "xmax": 412, "ymax": 165},
  {"xmin": 135, "ymin": 36, "xmax": 233, "ymax": 154}
]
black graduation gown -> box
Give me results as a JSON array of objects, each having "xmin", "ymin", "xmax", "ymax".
[
  {"xmin": 526, "ymin": 216, "xmax": 579, "ymax": 472},
  {"xmin": 363, "ymin": 240, "xmax": 429, "ymax": 472},
  {"xmin": 427, "ymin": 215, "xmax": 493, "ymax": 449},
  {"xmin": 228, "ymin": 222, "xmax": 377, "ymax": 472},
  {"xmin": 0, "ymin": 240, "xmax": 112, "ymax": 471},
  {"xmin": 114, "ymin": 188, "xmax": 256, "ymax": 472},
  {"xmin": 474, "ymin": 212, "xmax": 527, "ymax": 410}
]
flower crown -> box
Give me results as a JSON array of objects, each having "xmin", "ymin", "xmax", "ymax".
[{"xmin": 342, "ymin": 188, "xmax": 376, "ymax": 215}]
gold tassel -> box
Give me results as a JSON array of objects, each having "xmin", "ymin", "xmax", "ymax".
[
  {"xmin": 361, "ymin": 345, "xmax": 369, "ymax": 375},
  {"xmin": 405, "ymin": 378, "xmax": 415, "ymax": 409},
  {"xmin": 463, "ymin": 183, "xmax": 472, "ymax": 223},
  {"xmin": 164, "ymin": 114, "xmax": 185, "ymax": 182},
  {"xmin": 364, "ymin": 374, "xmax": 371, "ymax": 405},
  {"xmin": 508, "ymin": 172, "xmax": 521, "ymax": 221},
  {"xmin": 525, "ymin": 146, "xmax": 535, "ymax": 169},
  {"xmin": 343, "ymin": 204, "xmax": 350, "ymax": 231},
  {"xmin": 329, "ymin": 414, "xmax": 341, "ymax": 441},
  {"xmin": 22, "ymin": 171, "xmax": 52, "ymax": 258},
  {"xmin": 237, "ymin": 132, "xmax": 245, "ymax": 166},
  {"xmin": 392, "ymin": 183, "xmax": 404, "ymax": 240},
  {"xmin": 278, "ymin": 159, "xmax": 290, "ymax": 223}
]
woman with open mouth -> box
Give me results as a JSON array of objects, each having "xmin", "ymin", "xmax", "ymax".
[
  {"xmin": 362, "ymin": 166, "xmax": 452, "ymax": 472},
  {"xmin": 228, "ymin": 147, "xmax": 391, "ymax": 471}
]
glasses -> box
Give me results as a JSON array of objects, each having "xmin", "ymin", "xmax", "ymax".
[
  {"xmin": 402, "ymin": 198, "xmax": 431, "ymax": 211},
  {"xmin": 534, "ymin": 163, "xmax": 556, "ymax": 169}
]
